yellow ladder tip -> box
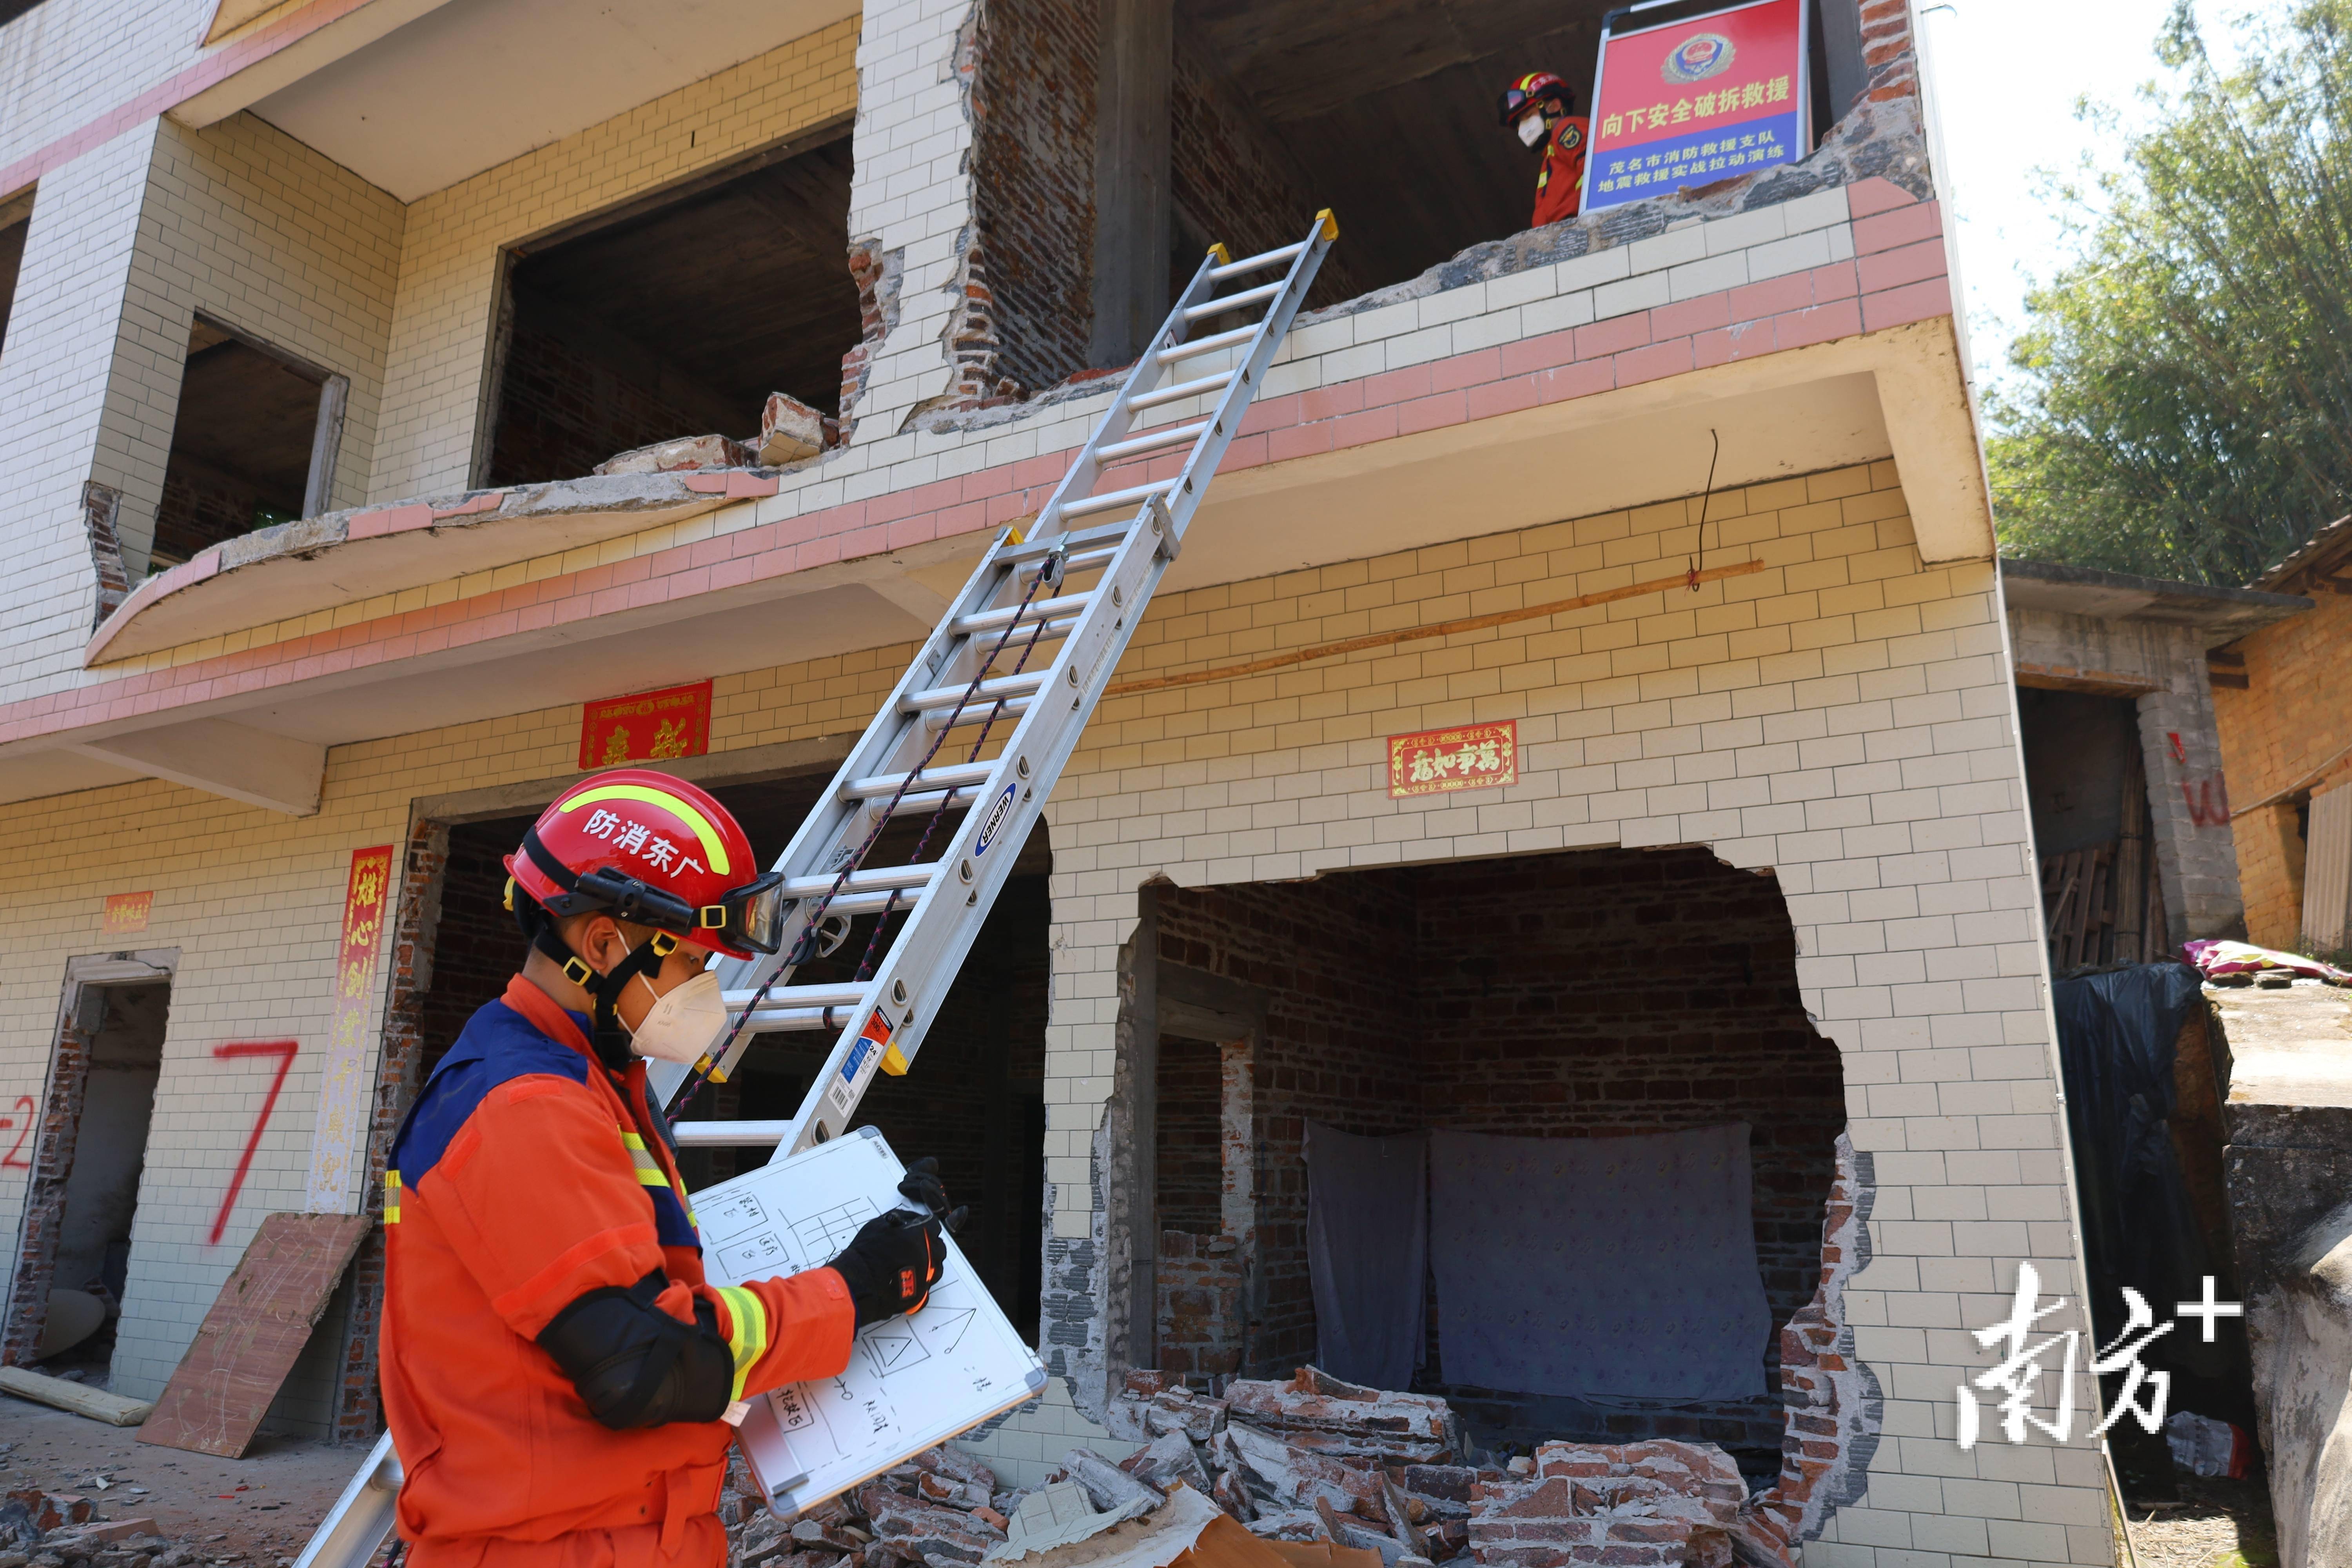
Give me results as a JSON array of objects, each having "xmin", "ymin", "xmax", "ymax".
[
  {"xmin": 1316, "ymin": 208, "xmax": 1339, "ymax": 241},
  {"xmin": 1208, "ymin": 241, "xmax": 1233, "ymax": 265},
  {"xmin": 880, "ymin": 1043, "xmax": 911, "ymax": 1076}
]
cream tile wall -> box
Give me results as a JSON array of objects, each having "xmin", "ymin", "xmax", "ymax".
[
  {"xmin": 0, "ymin": 121, "xmax": 165, "ymax": 707},
  {"xmin": 4, "ymin": 464, "xmax": 2106, "ymax": 1560},
  {"xmin": 960, "ymin": 463, "xmax": 2112, "ymax": 1567}
]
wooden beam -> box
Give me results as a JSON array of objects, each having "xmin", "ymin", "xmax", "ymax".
[{"xmin": 0, "ymin": 1365, "xmax": 155, "ymax": 1426}]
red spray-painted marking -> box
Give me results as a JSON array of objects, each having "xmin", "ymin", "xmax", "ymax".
[
  {"xmin": 1, "ymin": 1094, "xmax": 32, "ymax": 1170},
  {"xmin": 2183, "ymin": 778, "xmax": 2232, "ymax": 827},
  {"xmin": 210, "ymin": 1041, "xmax": 298, "ymax": 1244}
]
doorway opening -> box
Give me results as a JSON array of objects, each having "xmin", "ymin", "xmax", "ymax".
[
  {"xmin": 483, "ymin": 128, "xmax": 858, "ymax": 486},
  {"xmin": 151, "ymin": 316, "xmax": 346, "ymax": 570},
  {"xmin": 1132, "ymin": 846, "xmax": 1850, "ymax": 1482},
  {"xmin": 3, "ymin": 963, "xmax": 172, "ymax": 1384},
  {"xmin": 2015, "ymin": 684, "xmax": 2167, "ymax": 971}
]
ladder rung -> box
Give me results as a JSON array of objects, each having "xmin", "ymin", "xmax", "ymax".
[
  {"xmin": 1210, "ymin": 240, "xmax": 1305, "ymax": 281},
  {"xmin": 953, "ymin": 592, "xmax": 1095, "ymax": 637},
  {"xmin": 999, "ymin": 519, "xmax": 1134, "ymax": 563},
  {"xmin": 1183, "ymin": 281, "xmax": 1282, "ymax": 321},
  {"xmin": 1158, "ymin": 323, "xmax": 1257, "ymax": 365},
  {"xmin": 778, "ymin": 865, "xmax": 936, "ymax": 900},
  {"xmin": 926, "ymin": 696, "xmax": 1032, "ymax": 731},
  {"xmin": 673, "ymin": 1121, "xmax": 794, "ymax": 1147},
  {"xmin": 879, "ymin": 784, "xmax": 986, "ymax": 818},
  {"xmin": 903, "ymin": 670, "xmax": 1047, "ymax": 713},
  {"xmin": 1063, "ymin": 478, "xmax": 1178, "ymax": 519},
  {"xmin": 722, "ymin": 981, "xmax": 873, "ymax": 1010},
  {"xmin": 1096, "ymin": 421, "xmax": 1208, "ymax": 463},
  {"xmin": 1129, "ymin": 371, "xmax": 1233, "ymax": 412},
  {"xmin": 846, "ymin": 760, "xmax": 1000, "ymax": 799},
  {"xmin": 807, "ymin": 889, "xmax": 911, "ymax": 918},
  {"xmin": 737, "ymin": 1007, "xmax": 852, "ymax": 1034}
]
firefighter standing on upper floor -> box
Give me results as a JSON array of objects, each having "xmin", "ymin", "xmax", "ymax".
[
  {"xmin": 380, "ymin": 768, "xmax": 956, "ymax": 1568},
  {"xmin": 1500, "ymin": 72, "xmax": 1590, "ymax": 229}
]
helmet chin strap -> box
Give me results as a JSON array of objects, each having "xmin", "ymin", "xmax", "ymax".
[{"xmin": 514, "ymin": 890, "xmax": 671, "ymax": 1071}]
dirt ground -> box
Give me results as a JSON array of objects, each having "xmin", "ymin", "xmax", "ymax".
[
  {"xmin": 0, "ymin": 1397, "xmax": 355, "ymax": 1563},
  {"xmin": 2121, "ymin": 1471, "xmax": 2279, "ymax": 1568}
]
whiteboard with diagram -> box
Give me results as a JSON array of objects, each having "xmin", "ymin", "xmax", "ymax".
[{"xmin": 693, "ymin": 1125, "xmax": 1048, "ymax": 1520}]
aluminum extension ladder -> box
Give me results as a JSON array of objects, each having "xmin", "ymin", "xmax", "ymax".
[{"xmin": 294, "ymin": 209, "xmax": 1336, "ymax": 1568}]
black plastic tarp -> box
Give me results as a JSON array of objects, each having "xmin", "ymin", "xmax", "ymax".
[{"xmin": 2052, "ymin": 961, "xmax": 2228, "ymax": 1377}]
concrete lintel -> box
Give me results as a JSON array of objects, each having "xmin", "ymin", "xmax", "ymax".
[
  {"xmin": 67, "ymin": 719, "xmax": 326, "ymax": 816},
  {"xmin": 1869, "ymin": 326, "xmax": 1997, "ymax": 564}
]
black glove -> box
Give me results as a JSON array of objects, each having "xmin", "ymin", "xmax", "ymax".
[
  {"xmin": 830, "ymin": 1209, "xmax": 946, "ymax": 1326},
  {"xmin": 897, "ymin": 1157, "xmax": 969, "ymax": 1233}
]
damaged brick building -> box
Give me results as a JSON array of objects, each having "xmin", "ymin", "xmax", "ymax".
[{"xmin": 0, "ymin": 0, "xmax": 2115, "ymax": 1562}]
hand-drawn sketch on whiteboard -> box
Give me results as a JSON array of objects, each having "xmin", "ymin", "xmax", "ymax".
[{"xmin": 694, "ymin": 1126, "xmax": 1047, "ymax": 1519}]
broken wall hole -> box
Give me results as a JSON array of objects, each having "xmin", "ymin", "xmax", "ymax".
[
  {"xmin": 972, "ymin": 0, "xmax": 1871, "ymax": 387},
  {"xmin": 3, "ymin": 956, "xmax": 176, "ymax": 1385},
  {"xmin": 360, "ymin": 771, "xmax": 1052, "ymax": 1371},
  {"xmin": 481, "ymin": 127, "xmax": 858, "ymax": 486},
  {"xmin": 1120, "ymin": 846, "xmax": 1856, "ymax": 1487},
  {"xmin": 151, "ymin": 315, "xmax": 346, "ymax": 571}
]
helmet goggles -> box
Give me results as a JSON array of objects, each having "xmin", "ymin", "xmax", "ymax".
[{"xmin": 521, "ymin": 830, "xmax": 790, "ymax": 956}]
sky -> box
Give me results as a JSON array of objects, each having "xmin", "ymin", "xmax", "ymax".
[{"xmin": 1919, "ymin": 0, "xmax": 2236, "ymax": 401}]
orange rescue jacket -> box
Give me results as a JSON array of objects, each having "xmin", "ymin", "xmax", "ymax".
[
  {"xmin": 382, "ymin": 976, "xmax": 855, "ymax": 1568},
  {"xmin": 1534, "ymin": 116, "xmax": 1590, "ymax": 228}
]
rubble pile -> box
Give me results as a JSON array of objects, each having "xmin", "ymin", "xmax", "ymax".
[
  {"xmin": 0, "ymin": 1495, "xmax": 246, "ymax": 1568},
  {"xmin": 722, "ymin": 1368, "xmax": 1755, "ymax": 1568}
]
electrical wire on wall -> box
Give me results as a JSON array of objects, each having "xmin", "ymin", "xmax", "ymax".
[{"xmin": 1690, "ymin": 428, "xmax": 1721, "ymax": 592}]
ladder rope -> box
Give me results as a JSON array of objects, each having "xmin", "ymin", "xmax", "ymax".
[{"xmin": 668, "ymin": 545, "xmax": 1066, "ymax": 1123}]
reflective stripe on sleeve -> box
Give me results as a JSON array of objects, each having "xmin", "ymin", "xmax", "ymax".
[
  {"xmin": 384, "ymin": 1171, "xmax": 401, "ymax": 1224},
  {"xmin": 618, "ymin": 1129, "xmax": 671, "ymax": 1188},
  {"xmin": 713, "ymin": 1284, "xmax": 768, "ymax": 1402}
]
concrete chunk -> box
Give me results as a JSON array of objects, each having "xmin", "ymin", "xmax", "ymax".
[
  {"xmin": 757, "ymin": 392, "xmax": 830, "ymax": 465},
  {"xmin": 593, "ymin": 434, "xmax": 755, "ymax": 475}
]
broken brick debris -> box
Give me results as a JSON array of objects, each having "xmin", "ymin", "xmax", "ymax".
[
  {"xmin": 718, "ymin": 1374, "xmax": 1755, "ymax": 1568},
  {"xmin": 756, "ymin": 393, "xmax": 835, "ymax": 466},
  {"xmin": 592, "ymin": 434, "xmax": 756, "ymax": 476},
  {"xmin": 1467, "ymin": 1443, "xmax": 1744, "ymax": 1568}
]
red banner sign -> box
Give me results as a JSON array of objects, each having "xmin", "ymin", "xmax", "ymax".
[
  {"xmin": 579, "ymin": 681, "xmax": 713, "ymax": 770},
  {"xmin": 306, "ymin": 845, "xmax": 394, "ymax": 1213},
  {"xmin": 101, "ymin": 890, "xmax": 154, "ymax": 937},
  {"xmin": 1388, "ymin": 721, "xmax": 1519, "ymax": 799},
  {"xmin": 1584, "ymin": 0, "xmax": 1809, "ymax": 214}
]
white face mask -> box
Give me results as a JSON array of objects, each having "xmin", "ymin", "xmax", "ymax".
[
  {"xmin": 1517, "ymin": 113, "xmax": 1548, "ymax": 147},
  {"xmin": 618, "ymin": 941, "xmax": 729, "ymax": 1063}
]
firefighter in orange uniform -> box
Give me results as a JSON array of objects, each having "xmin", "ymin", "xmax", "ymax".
[
  {"xmin": 381, "ymin": 769, "xmax": 951, "ymax": 1568},
  {"xmin": 1499, "ymin": 72, "xmax": 1590, "ymax": 229}
]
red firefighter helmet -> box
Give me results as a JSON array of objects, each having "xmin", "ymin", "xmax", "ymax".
[
  {"xmin": 505, "ymin": 769, "xmax": 786, "ymax": 960},
  {"xmin": 1498, "ymin": 71, "xmax": 1574, "ymax": 126}
]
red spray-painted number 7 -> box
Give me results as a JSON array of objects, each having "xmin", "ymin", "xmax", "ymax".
[{"xmin": 210, "ymin": 1042, "xmax": 299, "ymax": 1245}]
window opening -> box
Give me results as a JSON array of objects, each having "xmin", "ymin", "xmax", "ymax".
[
  {"xmin": 152, "ymin": 316, "xmax": 345, "ymax": 570},
  {"xmin": 483, "ymin": 131, "xmax": 857, "ymax": 486},
  {"xmin": 0, "ymin": 188, "xmax": 31, "ymax": 360}
]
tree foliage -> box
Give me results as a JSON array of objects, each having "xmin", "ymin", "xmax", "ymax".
[{"xmin": 1987, "ymin": 0, "xmax": 2352, "ymax": 584}]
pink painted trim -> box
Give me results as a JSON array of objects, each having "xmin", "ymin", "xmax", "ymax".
[
  {"xmin": 0, "ymin": 0, "xmax": 380, "ymax": 201},
  {"xmin": 33, "ymin": 207, "xmax": 1952, "ymax": 748},
  {"xmin": 347, "ymin": 503, "xmax": 432, "ymax": 541},
  {"xmin": 83, "ymin": 547, "xmax": 221, "ymax": 664},
  {"xmin": 434, "ymin": 489, "xmax": 505, "ymax": 518}
]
